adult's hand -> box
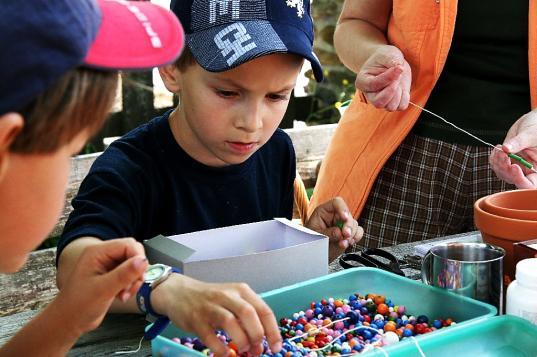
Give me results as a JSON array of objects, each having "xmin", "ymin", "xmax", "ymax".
[
  {"xmin": 489, "ymin": 109, "xmax": 537, "ymax": 188},
  {"xmin": 354, "ymin": 45, "xmax": 412, "ymax": 112}
]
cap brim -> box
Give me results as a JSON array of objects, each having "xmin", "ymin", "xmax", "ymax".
[
  {"xmin": 187, "ymin": 20, "xmax": 323, "ymax": 82},
  {"xmin": 84, "ymin": 0, "xmax": 184, "ymax": 70}
]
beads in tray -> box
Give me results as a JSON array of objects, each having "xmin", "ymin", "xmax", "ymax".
[{"xmin": 171, "ymin": 292, "xmax": 455, "ymax": 356}]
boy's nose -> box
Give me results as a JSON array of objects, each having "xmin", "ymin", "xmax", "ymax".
[{"xmin": 236, "ymin": 103, "xmax": 263, "ymax": 132}]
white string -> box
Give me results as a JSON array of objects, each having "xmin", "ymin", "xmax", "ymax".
[
  {"xmin": 114, "ymin": 336, "xmax": 144, "ymax": 355},
  {"xmin": 408, "ymin": 101, "xmax": 496, "ymax": 149},
  {"xmin": 287, "ymin": 317, "xmax": 350, "ymax": 342},
  {"xmin": 288, "ymin": 325, "xmax": 381, "ymax": 353},
  {"xmin": 409, "ymin": 101, "xmax": 537, "ymax": 174},
  {"xmin": 410, "ymin": 336, "xmax": 426, "ymax": 357}
]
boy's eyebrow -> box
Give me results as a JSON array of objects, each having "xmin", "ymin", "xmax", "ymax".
[{"xmin": 216, "ymin": 77, "xmax": 296, "ymax": 92}]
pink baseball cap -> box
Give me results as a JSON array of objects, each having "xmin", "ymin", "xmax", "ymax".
[
  {"xmin": 1, "ymin": 0, "xmax": 184, "ymax": 115},
  {"xmin": 85, "ymin": 0, "xmax": 185, "ymax": 70}
]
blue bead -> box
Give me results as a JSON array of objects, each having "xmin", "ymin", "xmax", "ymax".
[
  {"xmin": 339, "ymin": 335, "xmax": 347, "ymax": 342},
  {"xmin": 433, "ymin": 319, "xmax": 442, "ymax": 329},
  {"xmin": 315, "ymin": 302, "xmax": 322, "ymax": 308},
  {"xmin": 417, "ymin": 315, "xmax": 429, "ymax": 324},
  {"xmin": 346, "ymin": 310, "xmax": 360, "ymax": 324},
  {"xmin": 403, "ymin": 328, "xmax": 413, "ymax": 337},
  {"xmin": 295, "ymin": 323, "xmax": 304, "ymax": 331},
  {"xmin": 273, "ymin": 353, "xmax": 283, "ymax": 357},
  {"xmin": 362, "ymin": 330, "xmax": 372, "ymax": 340},
  {"xmin": 360, "ymin": 307, "xmax": 369, "ymax": 315},
  {"xmin": 342, "ymin": 348, "xmax": 352, "ymax": 354},
  {"xmin": 314, "ymin": 307, "xmax": 323, "ymax": 315},
  {"xmin": 323, "ymin": 306, "xmax": 334, "ymax": 317},
  {"xmin": 349, "ymin": 295, "xmax": 357, "ymax": 301}
]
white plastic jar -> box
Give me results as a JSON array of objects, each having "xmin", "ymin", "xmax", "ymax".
[{"xmin": 506, "ymin": 258, "xmax": 537, "ymax": 325}]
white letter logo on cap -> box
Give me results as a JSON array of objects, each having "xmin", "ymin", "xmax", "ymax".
[
  {"xmin": 286, "ymin": 0, "xmax": 304, "ymax": 18},
  {"xmin": 210, "ymin": 0, "xmax": 240, "ymax": 23},
  {"xmin": 214, "ymin": 23, "xmax": 257, "ymax": 66}
]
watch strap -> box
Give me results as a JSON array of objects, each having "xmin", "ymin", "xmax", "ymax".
[{"xmin": 136, "ymin": 267, "xmax": 181, "ymax": 319}]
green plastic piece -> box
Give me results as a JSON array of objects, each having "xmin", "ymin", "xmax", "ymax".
[
  {"xmin": 336, "ymin": 220, "xmax": 344, "ymax": 230},
  {"xmin": 508, "ymin": 153, "xmax": 534, "ymax": 169}
]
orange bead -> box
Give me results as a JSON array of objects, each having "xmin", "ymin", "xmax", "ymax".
[
  {"xmin": 322, "ymin": 318, "xmax": 332, "ymax": 326},
  {"xmin": 228, "ymin": 342, "xmax": 239, "ymax": 353},
  {"xmin": 227, "ymin": 349, "xmax": 237, "ymax": 357},
  {"xmin": 334, "ymin": 300, "xmax": 344, "ymax": 307},
  {"xmin": 384, "ymin": 321, "xmax": 397, "ymax": 332},
  {"xmin": 367, "ymin": 293, "xmax": 378, "ymax": 301},
  {"xmin": 405, "ymin": 324, "xmax": 414, "ymax": 331},
  {"xmin": 374, "ymin": 295, "xmax": 385, "ymax": 305},
  {"xmin": 376, "ymin": 303, "xmax": 389, "ymax": 315}
]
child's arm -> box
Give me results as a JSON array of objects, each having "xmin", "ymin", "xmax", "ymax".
[
  {"xmin": 1, "ymin": 239, "xmax": 147, "ymax": 356},
  {"xmin": 306, "ymin": 196, "xmax": 364, "ymax": 262},
  {"xmin": 58, "ymin": 238, "xmax": 283, "ymax": 356}
]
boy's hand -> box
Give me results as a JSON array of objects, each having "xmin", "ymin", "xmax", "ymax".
[
  {"xmin": 489, "ymin": 109, "xmax": 537, "ymax": 188},
  {"xmin": 57, "ymin": 238, "xmax": 147, "ymax": 334},
  {"xmin": 306, "ymin": 196, "xmax": 363, "ymax": 261},
  {"xmin": 152, "ymin": 275, "xmax": 282, "ymax": 356}
]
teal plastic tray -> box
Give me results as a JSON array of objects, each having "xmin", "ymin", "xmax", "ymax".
[
  {"xmin": 366, "ymin": 315, "xmax": 537, "ymax": 357},
  {"xmin": 151, "ymin": 267, "xmax": 497, "ymax": 356}
]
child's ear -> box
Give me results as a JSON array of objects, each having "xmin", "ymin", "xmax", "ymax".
[
  {"xmin": 0, "ymin": 113, "xmax": 24, "ymax": 181},
  {"xmin": 158, "ymin": 64, "xmax": 182, "ymax": 94}
]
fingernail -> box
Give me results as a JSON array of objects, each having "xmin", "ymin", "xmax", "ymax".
[
  {"xmin": 133, "ymin": 257, "xmax": 147, "ymax": 269},
  {"xmin": 342, "ymin": 240, "xmax": 349, "ymax": 249},
  {"xmin": 345, "ymin": 227, "xmax": 352, "ymax": 236},
  {"xmin": 120, "ymin": 291, "xmax": 131, "ymax": 303},
  {"xmin": 343, "ymin": 211, "xmax": 348, "ymax": 219},
  {"xmin": 504, "ymin": 144, "xmax": 513, "ymax": 152},
  {"xmin": 272, "ymin": 341, "xmax": 283, "ymax": 353}
]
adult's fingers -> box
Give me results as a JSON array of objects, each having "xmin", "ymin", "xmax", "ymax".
[
  {"xmin": 367, "ymin": 80, "xmax": 401, "ymax": 109},
  {"xmin": 88, "ymin": 238, "xmax": 146, "ymax": 271},
  {"xmin": 356, "ymin": 65, "xmax": 402, "ymax": 93},
  {"xmin": 385, "ymin": 86, "xmax": 402, "ymax": 112}
]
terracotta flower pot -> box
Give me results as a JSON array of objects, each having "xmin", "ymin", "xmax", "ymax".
[
  {"xmin": 481, "ymin": 189, "xmax": 537, "ymax": 221},
  {"xmin": 474, "ymin": 196, "xmax": 537, "ymax": 279}
]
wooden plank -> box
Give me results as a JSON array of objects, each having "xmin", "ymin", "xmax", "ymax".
[{"xmin": 0, "ymin": 248, "xmax": 58, "ymax": 317}]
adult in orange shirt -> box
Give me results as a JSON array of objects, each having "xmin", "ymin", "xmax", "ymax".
[{"xmin": 310, "ymin": 0, "xmax": 537, "ymax": 248}]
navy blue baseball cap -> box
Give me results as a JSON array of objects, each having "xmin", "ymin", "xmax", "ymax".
[
  {"xmin": 0, "ymin": 0, "xmax": 184, "ymax": 116},
  {"xmin": 171, "ymin": 0, "xmax": 323, "ymax": 82}
]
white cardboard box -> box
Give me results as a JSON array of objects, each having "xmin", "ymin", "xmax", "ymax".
[{"xmin": 143, "ymin": 218, "xmax": 328, "ymax": 292}]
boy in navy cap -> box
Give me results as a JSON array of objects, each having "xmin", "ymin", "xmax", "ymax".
[
  {"xmin": 57, "ymin": 0, "xmax": 363, "ymax": 355},
  {"xmin": 0, "ymin": 0, "xmax": 183, "ymax": 355}
]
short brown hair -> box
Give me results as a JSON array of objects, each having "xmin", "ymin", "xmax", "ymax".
[
  {"xmin": 10, "ymin": 68, "xmax": 118, "ymax": 154},
  {"xmin": 174, "ymin": 46, "xmax": 196, "ymax": 71}
]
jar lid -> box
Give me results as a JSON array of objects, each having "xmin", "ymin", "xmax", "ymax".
[{"xmin": 516, "ymin": 258, "xmax": 537, "ymax": 287}]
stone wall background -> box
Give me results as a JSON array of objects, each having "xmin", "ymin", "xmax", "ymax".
[{"xmin": 305, "ymin": 0, "xmax": 356, "ymax": 124}]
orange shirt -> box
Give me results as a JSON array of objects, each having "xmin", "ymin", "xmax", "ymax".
[{"xmin": 309, "ymin": 0, "xmax": 537, "ymax": 218}]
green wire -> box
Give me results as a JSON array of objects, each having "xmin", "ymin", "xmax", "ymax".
[{"xmin": 508, "ymin": 153, "xmax": 534, "ymax": 169}]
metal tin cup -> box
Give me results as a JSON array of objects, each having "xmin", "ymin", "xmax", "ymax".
[{"xmin": 422, "ymin": 242, "xmax": 505, "ymax": 313}]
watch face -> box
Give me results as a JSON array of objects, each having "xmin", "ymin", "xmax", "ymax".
[{"xmin": 144, "ymin": 264, "xmax": 167, "ymax": 282}]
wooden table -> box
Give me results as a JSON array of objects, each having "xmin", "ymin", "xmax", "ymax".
[{"xmin": 0, "ymin": 232, "xmax": 481, "ymax": 356}]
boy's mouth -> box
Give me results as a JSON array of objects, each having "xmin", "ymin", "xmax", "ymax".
[{"xmin": 227, "ymin": 141, "xmax": 257, "ymax": 154}]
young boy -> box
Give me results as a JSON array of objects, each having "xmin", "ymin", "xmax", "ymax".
[
  {"xmin": 0, "ymin": 0, "xmax": 184, "ymax": 355},
  {"xmin": 57, "ymin": 0, "xmax": 363, "ymax": 355}
]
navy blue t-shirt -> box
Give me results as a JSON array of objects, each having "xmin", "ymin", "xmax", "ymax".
[{"xmin": 57, "ymin": 111, "xmax": 295, "ymax": 257}]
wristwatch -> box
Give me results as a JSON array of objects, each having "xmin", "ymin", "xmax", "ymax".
[{"xmin": 136, "ymin": 263, "xmax": 180, "ymax": 340}]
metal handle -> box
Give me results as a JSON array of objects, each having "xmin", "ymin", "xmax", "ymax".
[{"xmin": 421, "ymin": 251, "xmax": 433, "ymax": 285}]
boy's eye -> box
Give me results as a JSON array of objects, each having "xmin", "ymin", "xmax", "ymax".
[
  {"xmin": 267, "ymin": 93, "xmax": 290, "ymax": 101},
  {"xmin": 216, "ymin": 89, "xmax": 238, "ymax": 98}
]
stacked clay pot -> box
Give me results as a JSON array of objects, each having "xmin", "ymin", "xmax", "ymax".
[{"xmin": 474, "ymin": 189, "xmax": 537, "ymax": 280}]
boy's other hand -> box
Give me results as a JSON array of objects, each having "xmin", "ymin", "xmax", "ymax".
[
  {"xmin": 306, "ymin": 196, "xmax": 363, "ymax": 261},
  {"xmin": 57, "ymin": 238, "xmax": 147, "ymax": 334},
  {"xmin": 151, "ymin": 275, "xmax": 282, "ymax": 356}
]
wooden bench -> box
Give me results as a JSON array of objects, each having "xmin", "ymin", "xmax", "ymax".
[{"xmin": 0, "ymin": 124, "xmax": 336, "ymax": 318}]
